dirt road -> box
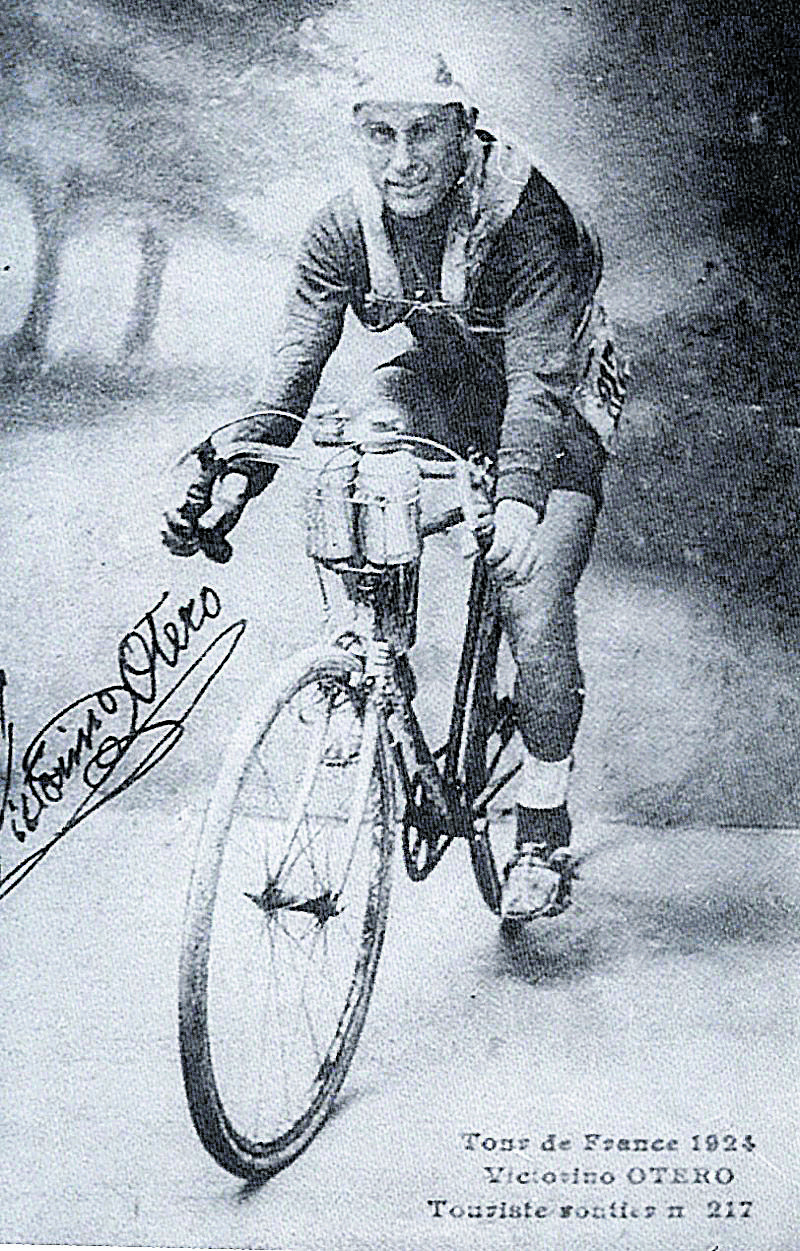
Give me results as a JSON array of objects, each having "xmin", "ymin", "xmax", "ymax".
[{"xmin": 1, "ymin": 399, "xmax": 798, "ymax": 1250}]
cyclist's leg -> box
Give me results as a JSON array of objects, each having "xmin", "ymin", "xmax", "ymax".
[
  {"xmin": 496, "ymin": 487, "xmax": 598, "ymax": 850},
  {"xmin": 494, "ymin": 483, "xmax": 599, "ymax": 920}
]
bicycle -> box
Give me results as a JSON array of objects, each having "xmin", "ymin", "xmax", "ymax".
[{"xmin": 177, "ymin": 419, "xmax": 539, "ymax": 1181}]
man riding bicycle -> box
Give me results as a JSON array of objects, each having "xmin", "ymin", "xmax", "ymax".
[{"xmin": 162, "ymin": 48, "xmax": 626, "ymax": 923}]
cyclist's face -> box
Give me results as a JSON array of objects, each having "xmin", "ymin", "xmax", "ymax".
[{"xmin": 354, "ymin": 103, "xmax": 468, "ymax": 217}]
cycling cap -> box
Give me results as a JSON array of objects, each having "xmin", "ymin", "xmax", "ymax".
[{"xmin": 350, "ymin": 46, "xmax": 475, "ymax": 113}]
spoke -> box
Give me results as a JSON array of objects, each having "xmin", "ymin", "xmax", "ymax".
[
  {"xmin": 249, "ymin": 917, "xmax": 277, "ymax": 1142},
  {"xmin": 333, "ymin": 709, "xmax": 379, "ymax": 896},
  {"xmin": 297, "ymin": 952, "xmax": 324, "ymax": 1073},
  {"xmin": 270, "ymin": 918, "xmax": 325, "ymax": 1088},
  {"xmin": 195, "ymin": 663, "xmax": 389, "ymax": 1157},
  {"xmin": 324, "ymin": 802, "xmax": 331, "ymax": 889},
  {"xmin": 281, "ymin": 812, "xmax": 333, "ymax": 887},
  {"xmin": 251, "ymin": 746, "xmax": 287, "ymax": 826},
  {"xmin": 278, "ymin": 710, "xmax": 370, "ymax": 897},
  {"xmin": 294, "ymin": 924, "xmax": 340, "ymax": 1086},
  {"xmin": 273, "ymin": 688, "xmax": 336, "ymax": 883},
  {"xmin": 319, "ymin": 906, "xmax": 361, "ymax": 970},
  {"xmin": 336, "ymin": 914, "xmax": 365, "ymax": 965},
  {"xmin": 275, "ymin": 913, "xmax": 331, "ymax": 1052},
  {"xmin": 265, "ymin": 912, "xmax": 293, "ymax": 1131},
  {"xmin": 312, "ymin": 924, "xmax": 355, "ymax": 1035},
  {"xmin": 209, "ymin": 860, "xmax": 273, "ymax": 1141},
  {"xmin": 223, "ymin": 826, "xmax": 270, "ymax": 875}
]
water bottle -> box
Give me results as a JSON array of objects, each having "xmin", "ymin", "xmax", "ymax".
[
  {"xmin": 355, "ymin": 444, "xmax": 422, "ymax": 566},
  {"xmin": 304, "ymin": 439, "xmax": 359, "ymax": 564}
]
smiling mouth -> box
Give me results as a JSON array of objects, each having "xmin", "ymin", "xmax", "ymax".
[{"xmin": 388, "ymin": 182, "xmax": 428, "ymax": 194}]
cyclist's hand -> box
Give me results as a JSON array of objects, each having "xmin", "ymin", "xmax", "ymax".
[
  {"xmin": 470, "ymin": 483, "xmax": 495, "ymax": 538},
  {"xmin": 162, "ymin": 440, "xmax": 248, "ymax": 563},
  {"xmin": 484, "ymin": 498, "xmax": 540, "ymax": 584},
  {"xmin": 195, "ymin": 472, "xmax": 249, "ymax": 562}
]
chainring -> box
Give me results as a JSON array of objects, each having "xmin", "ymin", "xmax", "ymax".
[{"xmin": 401, "ymin": 766, "xmax": 455, "ymax": 881}]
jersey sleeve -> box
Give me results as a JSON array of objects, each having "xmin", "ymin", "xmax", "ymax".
[
  {"xmin": 213, "ymin": 202, "xmax": 353, "ymax": 490},
  {"xmin": 495, "ymin": 175, "xmax": 602, "ymax": 513}
]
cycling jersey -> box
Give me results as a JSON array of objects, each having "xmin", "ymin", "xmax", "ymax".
[{"xmin": 220, "ymin": 130, "xmax": 614, "ymax": 510}]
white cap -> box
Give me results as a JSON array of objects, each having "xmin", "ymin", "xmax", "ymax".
[{"xmin": 350, "ymin": 46, "xmax": 475, "ymax": 114}]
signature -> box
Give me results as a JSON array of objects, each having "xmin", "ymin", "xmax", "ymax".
[{"xmin": 0, "ymin": 586, "xmax": 245, "ymax": 902}]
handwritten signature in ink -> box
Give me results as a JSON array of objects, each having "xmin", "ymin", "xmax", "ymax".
[{"xmin": 0, "ymin": 585, "xmax": 245, "ymax": 901}]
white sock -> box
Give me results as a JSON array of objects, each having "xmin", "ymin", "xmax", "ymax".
[{"xmin": 517, "ymin": 753, "xmax": 572, "ymax": 810}]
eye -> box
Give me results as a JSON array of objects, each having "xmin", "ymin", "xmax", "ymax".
[
  {"xmin": 409, "ymin": 119, "xmax": 438, "ymax": 142},
  {"xmin": 367, "ymin": 123, "xmax": 395, "ymax": 144}
]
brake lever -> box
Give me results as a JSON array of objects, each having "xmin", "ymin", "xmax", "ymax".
[{"xmin": 197, "ymin": 526, "xmax": 233, "ymax": 564}]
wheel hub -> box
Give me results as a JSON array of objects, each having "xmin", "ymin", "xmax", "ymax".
[{"xmin": 245, "ymin": 882, "xmax": 342, "ymax": 926}]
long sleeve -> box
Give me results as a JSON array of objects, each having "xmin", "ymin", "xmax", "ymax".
[
  {"xmin": 494, "ymin": 175, "xmax": 602, "ymax": 512},
  {"xmin": 213, "ymin": 201, "xmax": 353, "ymax": 489}
]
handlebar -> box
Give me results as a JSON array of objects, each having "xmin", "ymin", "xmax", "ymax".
[
  {"xmin": 223, "ymin": 435, "xmax": 494, "ymax": 557},
  {"xmin": 173, "ymin": 421, "xmax": 495, "ymax": 564}
]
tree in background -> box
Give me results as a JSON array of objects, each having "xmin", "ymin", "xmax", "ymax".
[
  {"xmin": 0, "ymin": 0, "xmax": 337, "ymax": 377},
  {"xmin": 0, "ymin": 154, "xmax": 75, "ymax": 374},
  {"xmin": 0, "ymin": 1, "xmax": 188, "ymax": 376}
]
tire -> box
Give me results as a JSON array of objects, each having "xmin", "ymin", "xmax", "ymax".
[{"xmin": 178, "ymin": 646, "xmax": 393, "ymax": 1180}]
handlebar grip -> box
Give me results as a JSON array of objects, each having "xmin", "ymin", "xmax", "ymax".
[
  {"xmin": 197, "ymin": 526, "xmax": 233, "ymax": 563},
  {"xmin": 194, "ymin": 471, "xmax": 248, "ymax": 563}
]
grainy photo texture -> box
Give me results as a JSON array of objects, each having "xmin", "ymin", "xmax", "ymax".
[{"xmin": 0, "ymin": 2, "xmax": 797, "ymax": 1249}]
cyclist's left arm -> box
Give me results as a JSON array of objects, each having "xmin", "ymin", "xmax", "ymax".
[{"xmin": 486, "ymin": 177, "xmax": 600, "ymax": 582}]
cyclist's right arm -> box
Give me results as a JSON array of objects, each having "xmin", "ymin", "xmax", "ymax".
[{"xmin": 163, "ymin": 203, "xmax": 354, "ymax": 560}]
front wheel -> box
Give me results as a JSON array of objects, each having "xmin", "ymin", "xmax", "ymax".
[{"xmin": 178, "ymin": 647, "xmax": 393, "ymax": 1180}]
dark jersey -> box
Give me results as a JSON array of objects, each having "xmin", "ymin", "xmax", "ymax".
[{"xmin": 223, "ymin": 146, "xmax": 606, "ymax": 508}]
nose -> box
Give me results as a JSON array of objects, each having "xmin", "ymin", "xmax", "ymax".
[{"xmin": 388, "ymin": 131, "xmax": 417, "ymax": 177}]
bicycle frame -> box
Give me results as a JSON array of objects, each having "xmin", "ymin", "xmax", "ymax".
[
  {"xmin": 367, "ymin": 547, "xmax": 519, "ymax": 885},
  {"xmin": 177, "ymin": 424, "xmax": 527, "ymax": 1180},
  {"xmin": 223, "ymin": 428, "xmax": 518, "ymax": 882}
]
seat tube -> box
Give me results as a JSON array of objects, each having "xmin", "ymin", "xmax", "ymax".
[{"xmin": 442, "ymin": 557, "xmax": 491, "ymax": 786}]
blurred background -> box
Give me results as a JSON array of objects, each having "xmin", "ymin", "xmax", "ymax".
[
  {"xmin": 1, "ymin": 0, "xmax": 798, "ymax": 824},
  {"xmin": 2, "ymin": 0, "xmax": 797, "ymax": 595}
]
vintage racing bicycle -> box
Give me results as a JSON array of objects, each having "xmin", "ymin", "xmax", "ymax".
[{"xmin": 177, "ymin": 415, "xmax": 555, "ymax": 1181}]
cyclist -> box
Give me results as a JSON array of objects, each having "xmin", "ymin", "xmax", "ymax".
[{"xmin": 162, "ymin": 48, "xmax": 626, "ymax": 922}]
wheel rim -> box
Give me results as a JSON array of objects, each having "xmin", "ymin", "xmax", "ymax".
[{"xmin": 203, "ymin": 672, "xmax": 386, "ymax": 1153}]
